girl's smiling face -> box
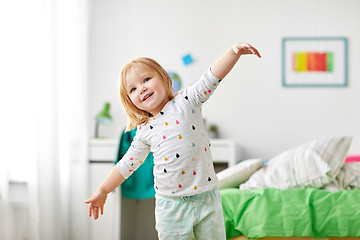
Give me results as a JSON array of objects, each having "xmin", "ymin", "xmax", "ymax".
[{"xmin": 125, "ymin": 65, "xmax": 168, "ymax": 116}]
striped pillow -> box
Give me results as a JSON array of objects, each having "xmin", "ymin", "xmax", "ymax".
[
  {"xmin": 336, "ymin": 162, "xmax": 360, "ymax": 189},
  {"xmin": 240, "ymin": 136, "xmax": 352, "ymax": 190}
]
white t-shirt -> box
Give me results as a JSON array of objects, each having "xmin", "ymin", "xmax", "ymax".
[{"xmin": 117, "ymin": 69, "xmax": 222, "ymax": 197}]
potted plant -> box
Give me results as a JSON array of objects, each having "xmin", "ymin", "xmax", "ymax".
[{"xmin": 208, "ymin": 124, "xmax": 219, "ymax": 139}]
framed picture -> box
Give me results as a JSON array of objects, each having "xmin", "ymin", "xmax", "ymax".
[{"xmin": 282, "ymin": 37, "xmax": 348, "ymax": 87}]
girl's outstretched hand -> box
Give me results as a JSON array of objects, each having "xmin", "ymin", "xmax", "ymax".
[
  {"xmin": 233, "ymin": 42, "xmax": 261, "ymax": 58},
  {"xmin": 85, "ymin": 189, "xmax": 108, "ymax": 220}
]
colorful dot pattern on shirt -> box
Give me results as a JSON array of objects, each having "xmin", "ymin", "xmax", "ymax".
[{"xmin": 116, "ymin": 69, "xmax": 221, "ymax": 197}]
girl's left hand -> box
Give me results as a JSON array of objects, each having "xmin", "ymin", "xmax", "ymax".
[{"xmin": 233, "ymin": 42, "xmax": 261, "ymax": 58}]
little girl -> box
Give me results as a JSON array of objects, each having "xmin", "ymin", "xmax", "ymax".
[{"xmin": 86, "ymin": 42, "xmax": 261, "ymax": 239}]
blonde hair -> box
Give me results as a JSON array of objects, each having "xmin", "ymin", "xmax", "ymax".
[{"xmin": 119, "ymin": 57, "xmax": 175, "ymax": 131}]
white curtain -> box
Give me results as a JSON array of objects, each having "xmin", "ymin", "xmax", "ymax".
[
  {"xmin": 0, "ymin": 154, "xmax": 16, "ymax": 240},
  {"xmin": 0, "ymin": 0, "xmax": 89, "ymax": 239}
]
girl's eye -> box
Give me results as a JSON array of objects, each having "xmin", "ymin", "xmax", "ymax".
[
  {"xmin": 144, "ymin": 77, "xmax": 151, "ymax": 82},
  {"xmin": 130, "ymin": 87, "xmax": 136, "ymax": 93}
]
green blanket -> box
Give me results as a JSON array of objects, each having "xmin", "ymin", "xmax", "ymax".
[{"xmin": 220, "ymin": 188, "xmax": 360, "ymax": 239}]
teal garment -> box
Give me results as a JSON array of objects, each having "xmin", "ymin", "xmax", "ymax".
[{"xmin": 115, "ymin": 129, "xmax": 155, "ymax": 199}]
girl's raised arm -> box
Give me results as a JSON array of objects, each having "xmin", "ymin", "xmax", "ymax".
[{"xmin": 210, "ymin": 42, "xmax": 261, "ymax": 80}]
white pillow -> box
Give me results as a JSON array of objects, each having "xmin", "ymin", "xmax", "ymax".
[
  {"xmin": 336, "ymin": 162, "xmax": 360, "ymax": 189},
  {"xmin": 217, "ymin": 159, "xmax": 262, "ymax": 189},
  {"xmin": 240, "ymin": 136, "xmax": 352, "ymax": 190}
]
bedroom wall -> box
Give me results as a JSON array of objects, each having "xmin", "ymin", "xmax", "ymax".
[{"xmin": 88, "ymin": 0, "xmax": 360, "ymax": 160}]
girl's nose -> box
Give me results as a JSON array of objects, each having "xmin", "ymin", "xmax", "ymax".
[{"xmin": 140, "ymin": 86, "xmax": 147, "ymax": 94}]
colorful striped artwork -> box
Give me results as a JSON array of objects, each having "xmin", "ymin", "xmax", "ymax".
[{"xmin": 292, "ymin": 52, "xmax": 334, "ymax": 72}]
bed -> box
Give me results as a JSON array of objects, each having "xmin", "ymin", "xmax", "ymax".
[{"xmin": 217, "ymin": 136, "xmax": 360, "ymax": 240}]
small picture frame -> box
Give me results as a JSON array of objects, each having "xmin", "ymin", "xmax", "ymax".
[{"xmin": 282, "ymin": 37, "xmax": 348, "ymax": 87}]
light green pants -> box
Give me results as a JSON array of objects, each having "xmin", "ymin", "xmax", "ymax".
[{"xmin": 155, "ymin": 187, "xmax": 226, "ymax": 240}]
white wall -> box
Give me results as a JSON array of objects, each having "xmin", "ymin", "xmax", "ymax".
[{"xmin": 89, "ymin": 0, "xmax": 360, "ymax": 160}]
